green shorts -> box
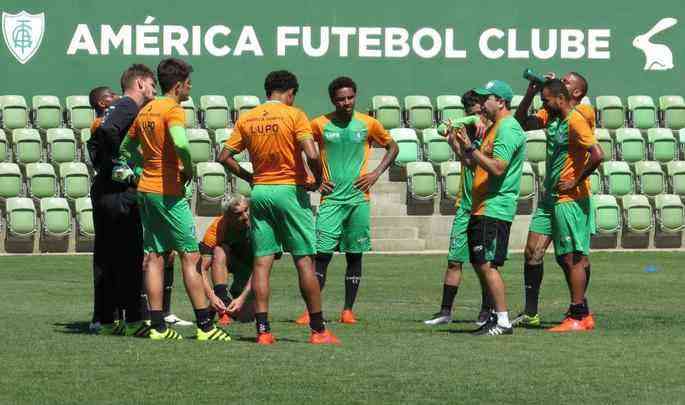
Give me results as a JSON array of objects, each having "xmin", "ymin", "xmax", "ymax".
[
  {"xmin": 552, "ymin": 198, "xmax": 595, "ymax": 257},
  {"xmin": 529, "ymin": 197, "xmax": 553, "ymax": 236},
  {"xmin": 250, "ymin": 184, "xmax": 316, "ymax": 257},
  {"xmin": 316, "ymin": 201, "xmax": 371, "ymax": 253},
  {"xmin": 447, "ymin": 207, "xmax": 470, "ymax": 263},
  {"xmin": 138, "ymin": 192, "xmax": 198, "ymax": 254}
]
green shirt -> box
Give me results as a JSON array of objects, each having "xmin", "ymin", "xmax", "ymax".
[{"xmin": 456, "ymin": 138, "xmax": 481, "ymax": 212}]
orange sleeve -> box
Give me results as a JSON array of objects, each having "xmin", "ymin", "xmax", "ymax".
[
  {"xmin": 311, "ymin": 117, "xmax": 324, "ymax": 148},
  {"xmin": 165, "ymin": 105, "xmax": 186, "ymax": 128},
  {"xmin": 368, "ymin": 117, "xmax": 392, "ymax": 147},
  {"xmin": 576, "ymin": 104, "xmax": 596, "ymax": 130},
  {"xmin": 225, "ymin": 120, "xmax": 246, "ymax": 153},
  {"xmin": 569, "ymin": 113, "xmax": 596, "ymax": 149},
  {"xmin": 293, "ymin": 109, "xmax": 313, "ymax": 142},
  {"xmin": 201, "ymin": 217, "xmax": 220, "ymax": 248},
  {"xmin": 535, "ymin": 109, "xmax": 549, "ymax": 127}
]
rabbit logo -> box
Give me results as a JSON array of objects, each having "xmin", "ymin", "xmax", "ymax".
[{"xmin": 633, "ymin": 18, "xmax": 678, "ymax": 71}]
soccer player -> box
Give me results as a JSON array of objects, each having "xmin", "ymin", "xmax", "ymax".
[
  {"xmin": 454, "ymin": 80, "xmax": 526, "ymax": 336},
  {"xmin": 425, "ymin": 90, "xmax": 493, "ymax": 326},
  {"xmin": 120, "ymin": 58, "xmax": 229, "ymax": 341},
  {"xmin": 533, "ymin": 79, "xmax": 603, "ymax": 331},
  {"xmin": 198, "ymin": 194, "xmax": 256, "ymax": 325},
  {"xmin": 87, "ymin": 66, "xmax": 156, "ymax": 336},
  {"xmin": 512, "ymin": 72, "xmax": 596, "ymax": 327},
  {"xmin": 293, "ymin": 76, "xmax": 398, "ymax": 325},
  {"xmin": 218, "ymin": 70, "xmax": 340, "ymax": 345}
]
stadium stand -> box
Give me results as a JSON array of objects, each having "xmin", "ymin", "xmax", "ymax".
[
  {"xmin": 658, "ymin": 95, "xmax": 685, "ymax": 130},
  {"xmin": 404, "ymin": 95, "xmax": 434, "ymax": 130},
  {"xmin": 232, "ymin": 95, "xmax": 260, "ymax": 121},
  {"xmin": 39, "ymin": 197, "xmax": 71, "ymax": 251},
  {"xmin": 595, "ymin": 128, "xmax": 614, "ymax": 161},
  {"xmin": 31, "ymin": 95, "xmax": 62, "ymax": 133},
  {"xmin": 596, "ymin": 95, "xmax": 625, "ymax": 130},
  {"xmin": 186, "ymin": 128, "xmax": 213, "ymax": 164},
  {"xmin": 74, "ymin": 196, "xmax": 95, "ymax": 252},
  {"xmin": 65, "ymin": 95, "xmax": 95, "ymax": 130},
  {"xmin": 591, "ymin": 194, "xmax": 621, "ymax": 248},
  {"xmin": 405, "ymin": 161, "xmax": 437, "ymax": 215},
  {"xmin": 26, "ymin": 163, "xmax": 58, "ymax": 200},
  {"xmin": 435, "ymin": 95, "xmax": 464, "ymax": 122},
  {"xmin": 181, "ymin": 97, "xmax": 197, "ymax": 128},
  {"xmin": 666, "ymin": 161, "xmax": 685, "ymax": 197},
  {"xmin": 635, "ymin": 161, "xmax": 666, "ymax": 199},
  {"xmin": 12, "ymin": 128, "xmax": 42, "ymax": 166},
  {"xmin": 0, "ymin": 162, "xmax": 23, "ymax": 200},
  {"xmin": 621, "ymin": 194, "xmax": 653, "ymax": 248},
  {"xmin": 603, "ymin": 160, "xmax": 634, "ymax": 198},
  {"xmin": 0, "ymin": 130, "xmax": 7, "ymax": 162},
  {"xmin": 199, "ymin": 95, "xmax": 230, "ymax": 131},
  {"xmin": 518, "ymin": 161, "xmax": 536, "ymax": 214},
  {"xmin": 0, "ymin": 95, "xmax": 29, "ymax": 130},
  {"xmin": 421, "ymin": 128, "xmax": 451, "ymax": 166},
  {"xmin": 46, "ymin": 128, "xmax": 78, "ymax": 165},
  {"xmin": 510, "ymin": 95, "xmax": 523, "ymax": 112},
  {"xmin": 59, "ymin": 162, "xmax": 90, "ymax": 202},
  {"xmin": 232, "ymin": 162, "xmax": 252, "ymax": 197},
  {"xmin": 438, "ymin": 160, "xmax": 460, "ymax": 215},
  {"xmin": 4, "ymin": 197, "xmax": 37, "ymax": 253},
  {"xmin": 525, "ymin": 130, "xmax": 547, "ymax": 164},
  {"xmin": 370, "ymin": 95, "xmax": 402, "ymax": 130},
  {"xmin": 615, "ymin": 128, "xmax": 646, "ymax": 164},
  {"xmin": 627, "ymin": 95, "xmax": 657, "ymax": 130},
  {"xmin": 195, "ymin": 161, "xmax": 228, "ymax": 216},
  {"xmin": 647, "ymin": 128, "xmax": 677, "ymax": 163}
]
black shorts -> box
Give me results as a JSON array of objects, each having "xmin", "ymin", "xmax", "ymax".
[{"xmin": 468, "ymin": 215, "xmax": 512, "ymax": 267}]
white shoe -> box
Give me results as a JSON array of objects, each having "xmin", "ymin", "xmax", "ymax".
[
  {"xmin": 424, "ymin": 312, "xmax": 451, "ymax": 325},
  {"xmin": 89, "ymin": 321, "xmax": 102, "ymax": 333},
  {"xmin": 164, "ymin": 314, "xmax": 193, "ymax": 326}
]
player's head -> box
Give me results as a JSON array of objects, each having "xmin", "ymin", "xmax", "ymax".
[
  {"xmin": 541, "ymin": 78, "xmax": 571, "ymax": 114},
  {"xmin": 474, "ymin": 80, "xmax": 513, "ymax": 121},
  {"xmin": 264, "ymin": 70, "xmax": 299, "ymax": 106},
  {"xmin": 461, "ymin": 90, "xmax": 483, "ymax": 116},
  {"xmin": 120, "ymin": 63, "xmax": 157, "ymax": 103},
  {"xmin": 328, "ymin": 76, "xmax": 356, "ymax": 117},
  {"xmin": 562, "ymin": 72, "xmax": 588, "ymax": 102},
  {"xmin": 157, "ymin": 58, "xmax": 193, "ymax": 102},
  {"xmin": 88, "ymin": 86, "xmax": 118, "ymax": 116},
  {"xmin": 224, "ymin": 194, "xmax": 250, "ymax": 229}
]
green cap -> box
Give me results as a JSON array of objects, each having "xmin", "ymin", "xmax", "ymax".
[{"xmin": 474, "ymin": 80, "xmax": 514, "ymax": 102}]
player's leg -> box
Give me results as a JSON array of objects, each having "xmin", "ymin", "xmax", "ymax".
[
  {"xmin": 339, "ymin": 202, "xmax": 371, "ymax": 323},
  {"xmin": 252, "ymin": 254, "xmax": 276, "ymax": 343},
  {"xmin": 161, "ymin": 252, "xmax": 191, "ymax": 326},
  {"xmin": 227, "ymin": 252, "xmax": 255, "ymax": 322},
  {"xmin": 210, "ymin": 244, "xmax": 233, "ymax": 325}
]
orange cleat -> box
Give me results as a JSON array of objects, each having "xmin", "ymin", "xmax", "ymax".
[
  {"xmin": 294, "ymin": 310, "xmax": 310, "ymax": 326},
  {"xmin": 339, "ymin": 309, "xmax": 358, "ymax": 324},
  {"xmin": 256, "ymin": 332, "xmax": 276, "ymax": 345},
  {"xmin": 309, "ymin": 329, "xmax": 341, "ymax": 345},
  {"xmin": 581, "ymin": 313, "xmax": 596, "ymax": 330},
  {"xmin": 547, "ymin": 317, "xmax": 589, "ymax": 333},
  {"xmin": 217, "ymin": 311, "xmax": 233, "ymax": 327}
]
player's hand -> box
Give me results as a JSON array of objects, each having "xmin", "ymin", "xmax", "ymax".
[
  {"xmin": 354, "ymin": 171, "xmax": 380, "ymax": 193},
  {"xmin": 209, "ymin": 293, "xmax": 227, "ymax": 313},
  {"xmin": 226, "ymin": 296, "xmax": 245, "ymax": 315},
  {"xmin": 304, "ymin": 177, "xmax": 322, "ymax": 192},
  {"xmin": 319, "ymin": 180, "xmax": 335, "ymax": 195},
  {"xmin": 474, "ymin": 120, "xmax": 487, "ymax": 139},
  {"xmin": 557, "ymin": 178, "xmax": 578, "ymax": 193},
  {"xmin": 454, "ymin": 127, "xmax": 472, "ymax": 149}
]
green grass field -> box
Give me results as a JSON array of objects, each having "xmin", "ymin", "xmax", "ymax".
[{"xmin": 1, "ymin": 252, "xmax": 684, "ymax": 404}]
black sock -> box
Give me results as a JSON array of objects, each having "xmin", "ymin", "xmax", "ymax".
[
  {"xmin": 194, "ymin": 307, "xmax": 213, "ymax": 332},
  {"xmin": 163, "ymin": 263, "xmax": 174, "ymax": 316},
  {"xmin": 150, "ymin": 310, "xmax": 166, "ymax": 332},
  {"xmin": 255, "ymin": 312, "xmax": 270, "ymax": 334},
  {"xmin": 523, "ymin": 262, "xmax": 544, "ymax": 315},
  {"xmin": 344, "ymin": 253, "xmax": 362, "ymax": 309},
  {"xmin": 480, "ymin": 286, "xmax": 492, "ymax": 312},
  {"xmin": 213, "ymin": 284, "xmax": 231, "ymax": 306},
  {"xmin": 315, "ymin": 253, "xmax": 332, "ymax": 290},
  {"xmin": 440, "ymin": 284, "xmax": 459, "ymax": 313},
  {"xmin": 569, "ymin": 302, "xmax": 589, "ymax": 320},
  {"xmin": 139, "ymin": 292, "xmax": 150, "ymax": 321},
  {"xmin": 584, "ymin": 264, "xmax": 591, "ymax": 294},
  {"xmin": 309, "ymin": 311, "xmax": 325, "ymax": 333}
]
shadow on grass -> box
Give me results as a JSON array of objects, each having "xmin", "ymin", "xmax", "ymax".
[
  {"xmin": 234, "ymin": 335, "xmax": 300, "ymax": 344},
  {"xmin": 54, "ymin": 321, "xmax": 92, "ymax": 334}
]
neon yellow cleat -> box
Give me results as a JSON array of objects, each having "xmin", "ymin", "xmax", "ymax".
[
  {"xmin": 148, "ymin": 327, "xmax": 183, "ymax": 340},
  {"xmin": 511, "ymin": 313, "xmax": 541, "ymax": 328},
  {"xmin": 196, "ymin": 327, "xmax": 231, "ymax": 341}
]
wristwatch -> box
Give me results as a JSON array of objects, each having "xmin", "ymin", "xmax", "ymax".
[{"xmin": 464, "ymin": 145, "xmax": 476, "ymax": 154}]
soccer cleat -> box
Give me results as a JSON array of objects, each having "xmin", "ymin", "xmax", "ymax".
[
  {"xmin": 511, "ymin": 313, "xmax": 542, "ymax": 328},
  {"xmin": 149, "ymin": 327, "xmax": 183, "ymax": 340},
  {"xmin": 164, "ymin": 314, "xmax": 193, "ymax": 327},
  {"xmin": 424, "ymin": 311, "xmax": 451, "ymax": 325},
  {"xmin": 256, "ymin": 332, "xmax": 276, "ymax": 345},
  {"xmin": 196, "ymin": 326, "xmax": 232, "ymax": 341},
  {"xmin": 547, "ymin": 317, "xmax": 588, "ymax": 333},
  {"xmin": 217, "ymin": 312, "xmax": 233, "ymax": 327},
  {"xmin": 309, "ymin": 329, "xmax": 341, "ymax": 345},
  {"xmin": 96, "ymin": 323, "xmax": 118, "ymax": 335},
  {"xmin": 125, "ymin": 320, "xmax": 152, "ymax": 337},
  {"xmin": 294, "ymin": 310, "xmax": 310, "ymax": 326},
  {"xmin": 472, "ymin": 321, "xmax": 513, "ymax": 336},
  {"xmin": 581, "ymin": 313, "xmax": 596, "ymax": 330},
  {"xmin": 475, "ymin": 310, "xmax": 494, "ymax": 327},
  {"xmin": 339, "ymin": 309, "xmax": 358, "ymax": 324},
  {"xmin": 89, "ymin": 321, "xmax": 102, "ymax": 333}
]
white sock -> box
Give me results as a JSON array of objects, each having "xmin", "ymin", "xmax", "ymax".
[{"xmin": 496, "ymin": 311, "xmax": 511, "ymax": 328}]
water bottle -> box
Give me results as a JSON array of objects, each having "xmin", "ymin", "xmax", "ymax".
[
  {"xmin": 436, "ymin": 116, "xmax": 480, "ymax": 136},
  {"xmin": 523, "ymin": 68, "xmax": 547, "ymax": 85}
]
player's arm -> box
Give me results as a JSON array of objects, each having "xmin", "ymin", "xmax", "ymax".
[
  {"xmin": 226, "ymin": 273, "xmax": 253, "ymax": 315},
  {"xmin": 197, "ymin": 250, "xmax": 226, "ymax": 313},
  {"xmin": 354, "ymin": 139, "xmax": 398, "ymax": 193},
  {"xmin": 558, "ymin": 118, "xmax": 604, "ymax": 192},
  {"xmin": 217, "ymin": 148, "xmax": 253, "ymax": 184},
  {"xmin": 449, "ymin": 127, "xmax": 476, "ymax": 169},
  {"xmin": 300, "ymin": 138, "xmax": 323, "ymax": 190},
  {"xmin": 515, "ymin": 82, "xmax": 545, "ymax": 131},
  {"xmin": 169, "ymin": 126, "xmax": 193, "ymax": 182}
]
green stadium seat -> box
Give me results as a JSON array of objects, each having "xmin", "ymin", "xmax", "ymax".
[
  {"xmin": 59, "ymin": 162, "xmax": 90, "ymax": 201},
  {"xmin": 213, "ymin": 127, "xmax": 231, "ymax": 155},
  {"xmin": 4, "ymin": 197, "xmax": 37, "ymax": 238},
  {"xmin": 602, "ymin": 161, "xmax": 633, "ymax": 197},
  {"xmin": 46, "ymin": 128, "xmax": 77, "ymax": 165},
  {"xmin": 65, "ymin": 95, "xmax": 94, "ymax": 130},
  {"xmin": 186, "ymin": 128, "xmax": 213, "ymax": 164},
  {"xmin": 40, "ymin": 197, "xmax": 71, "ymax": 239},
  {"xmin": 389, "ymin": 128, "xmax": 420, "ymax": 167},
  {"xmin": 615, "ymin": 128, "xmax": 645, "ymax": 164},
  {"xmin": 622, "ymin": 194, "xmax": 653, "ymax": 234},
  {"xmin": 196, "ymin": 162, "xmax": 228, "ymax": 203},
  {"xmin": 232, "ymin": 162, "xmax": 252, "ymax": 196},
  {"xmin": 181, "ymin": 97, "xmax": 197, "ymax": 128},
  {"xmin": 595, "ymin": 128, "xmax": 614, "ymax": 161},
  {"xmin": 421, "ymin": 128, "xmax": 451, "ymax": 165},
  {"xmin": 595, "ymin": 95, "xmax": 624, "ymax": 129},
  {"xmin": 679, "ymin": 128, "xmax": 685, "ymax": 160},
  {"xmin": 371, "ymin": 95, "xmax": 401, "ymax": 130},
  {"xmin": 406, "ymin": 161, "xmax": 437, "ymax": 200},
  {"xmin": 75, "ymin": 197, "xmax": 95, "ymax": 240},
  {"xmin": 658, "ymin": 95, "xmax": 685, "ymax": 130},
  {"xmin": 12, "ymin": 129, "xmax": 42, "ymax": 165},
  {"xmin": 0, "ymin": 129, "xmax": 7, "ymax": 162},
  {"xmin": 634, "ymin": 161, "xmax": 665, "ymax": 198},
  {"xmin": 646, "ymin": 128, "xmax": 677, "ymax": 163},
  {"xmin": 79, "ymin": 128, "xmax": 91, "ymax": 166},
  {"xmin": 0, "ymin": 95, "xmax": 29, "ymax": 130},
  {"xmin": 0, "ymin": 163, "xmax": 23, "ymax": 199},
  {"xmin": 199, "ymin": 95, "xmax": 230, "ymax": 131},
  {"xmin": 404, "ymin": 95, "xmax": 434, "ymax": 130},
  {"xmin": 654, "ymin": 194, "xmax": 685, "ymax": 233},
  {"xmin": 592, "ymin": 194, "xmax": 621, "ymax": 234},
  {"xmin": 26, "ymin": 163, "xmax": 57, "ymax": 199},
  {"xmin": 435, "ymin": 95, "xmax": 464, "ymax": 122},
  {"xmin": 510, "ymin": 95, "xmax": 523, "ymax": 112},
  {"xmin": 525, "ymin": 130, "xmax": 547, "ymax": 163},
  {"xmin": 232, "ymin": 95, "xmax": 260, "ymax": 121},
  {"xmin": 32, "ymin": 95, "xmax": 62, "ymax": 131},
  {"xmin": 439, "ymin": 161, "xmax": 461, "ymax": 201},
  {"xmin": 519, "ymin": 161, "xmax": 536, "ymax": 200},
  {"xmin": 627, "ymin": 95, "xmax": 657, "ymax": 129},
  {"xmin": 532, "ymin": 95, "xmax": 543, "ymax": 112},
  {"xmin": 666, "ymin": 161, "xmax": 685, "ymax": 197},
  {"xmin": 589, "ymin": 170, "xmax": 602, "ymax": 194}
]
